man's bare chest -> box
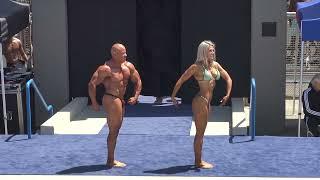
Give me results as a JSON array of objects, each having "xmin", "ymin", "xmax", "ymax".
[{"xmin": 109, "ymin": 65, "xmax": 131, "ymax": 82}]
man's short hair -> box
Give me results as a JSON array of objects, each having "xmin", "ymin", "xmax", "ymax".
[{"xmin": 311, "ymin": 73, "xmax": 320, "ymax": 87}]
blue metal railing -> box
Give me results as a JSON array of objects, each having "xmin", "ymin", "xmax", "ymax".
[
  {"xmin": 26, "ymin": 79, "xmax": 53, "ymax": 139},
  {"xmin": 249, "ymin": 78, "xmax": 256, "ymax": 141}
]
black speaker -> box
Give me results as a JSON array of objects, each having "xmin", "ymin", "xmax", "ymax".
[
  {"xmin": 0, "ymin": 83, "xmax": 35, "ymax": 134},
  {"xmin": 262, "ymin": 22, "xmax": 277, "ymax": 37}
]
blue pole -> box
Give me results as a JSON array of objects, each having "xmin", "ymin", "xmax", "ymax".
[
  {"xmin": 48, "ymin": 105, "xmax": 53, "ymax": 117},
  {"xmin": 26, "ymin": 79, "xmax": 33, "ymax": 139},
  {"xmin": 26, "ymin": 79, "xmax": 54, "ymax": 139}
]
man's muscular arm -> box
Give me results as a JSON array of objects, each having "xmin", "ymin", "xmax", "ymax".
[
  {"xmin": 88, "ymin": 65, "xmax": 111, "ymax": 110},
  {"xmin": 18, "ymin": 40, "xmax": 28, "ymax": 61},
  {"xmin": 126, "ymin": 62, "xmax": 142, "ymax": 105}
]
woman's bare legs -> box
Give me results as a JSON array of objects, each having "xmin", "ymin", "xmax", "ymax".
[{"xmin": 192, "ymin": 96, "xmax": 214, "ymax": 169}]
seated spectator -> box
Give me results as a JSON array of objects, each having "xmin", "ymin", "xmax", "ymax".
[{"xmin": 302, "ymin": 73, "xmax": 320, "ymax": 137}]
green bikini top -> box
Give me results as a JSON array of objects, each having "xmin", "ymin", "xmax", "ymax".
[
  {"xmin": 214, "ymin": 68, "xmax": 221, "ymax": 80},
  {"xmin": 202, "ymin": 65, "xmax": 220, "ymax": 81}
]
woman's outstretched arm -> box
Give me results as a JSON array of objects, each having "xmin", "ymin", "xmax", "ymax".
[{"xmin": 171, "ymin": 64, "xmax": 198, "ymax": 106}]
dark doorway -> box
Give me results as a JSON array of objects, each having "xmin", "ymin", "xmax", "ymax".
[
  {"xmin": 136, "ymin": 0, "xmax": 181, "ymax": 97},
  {"xmin": 181, "ymin": 0, "xmax": 251, "ymax": 104}
]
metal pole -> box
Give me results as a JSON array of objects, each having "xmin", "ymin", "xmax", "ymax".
[
  {"xmin": 250, "ymin": 78, "xmax": 256, "ymax": 141},
  {"xmin": 0, "ymin": 43, "xmax": 8, "ymax": 135},
  {"xmin": 292, "ymin": 23, "xmax": 300, "ymax": 115},
  {"xmin": 297, "ymin": 22, "xmax": 304, "ymax": 137},
  {"xmin": 17, "ymin": 85, "xmax": 24, "ymax": 134}
]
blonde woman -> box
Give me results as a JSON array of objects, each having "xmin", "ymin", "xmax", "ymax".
[{"xmin": 171, "ymin": 40, "xmax": 232, "ymax": 169}]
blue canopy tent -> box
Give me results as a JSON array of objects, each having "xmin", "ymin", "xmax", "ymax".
[
  {"xmin": 296, "ymin": 0, "xmax": 320, "ymax": 136},
  {"xmin": 0, "ymin": 0, "xmax": 30, "ymax": 135}
]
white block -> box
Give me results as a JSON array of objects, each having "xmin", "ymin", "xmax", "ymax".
[
  {"xmin": 40, "ymin": 97, "xmax": 88, "ymax": 135},
  {"xmin": 232, "ymin": 98, "xmax": 249, "ymax": 135}
]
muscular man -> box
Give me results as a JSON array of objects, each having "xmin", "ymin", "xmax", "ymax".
[
  {"xmin": 88, "ymin": 43, "xmax": 142, "ymax": 168},
  {"xmin": 3, "ymin": 37, "xmax": 28, "ymax": 67}
]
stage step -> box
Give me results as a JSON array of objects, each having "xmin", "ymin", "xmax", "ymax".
[{"xmin": 40, "ymin": 96, "xmax": 249, "ymax": 136}]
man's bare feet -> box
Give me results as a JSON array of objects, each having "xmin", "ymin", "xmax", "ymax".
[
  {"xmin": 106, "ymin": 160, "xmax": 126, "ymax": 168},
  {"xmin": 195, "ymin": 160, "xmax": 214, "ymax": 169}
]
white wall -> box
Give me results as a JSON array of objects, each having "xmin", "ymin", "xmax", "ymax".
[{"xmin": 251, "ymin": 0, "xmax": 287, "ymax": 135}]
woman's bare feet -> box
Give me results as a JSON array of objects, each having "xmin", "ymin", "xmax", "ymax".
[
  {"xmin": 195, "ymin": 160, "xmax": 214, "ymax": 169},
  {"xmin": 106, "ymin": 160, "xmax": 126, "ymax": 168}
]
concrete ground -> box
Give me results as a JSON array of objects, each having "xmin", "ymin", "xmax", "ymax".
[{"xmin": 284, "ymin": 99, "xmax": 307, "ymax": 137}]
